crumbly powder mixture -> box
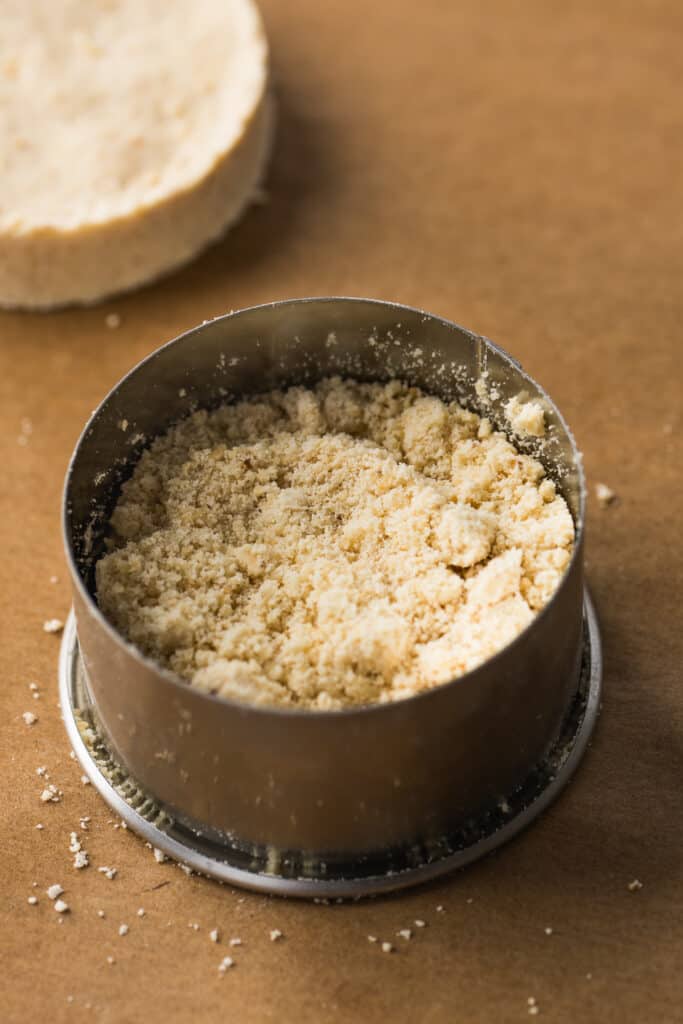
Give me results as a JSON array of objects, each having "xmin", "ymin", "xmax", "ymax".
[{"xmin": 96, "ymin": 378, "xmax": 574, "ymax": 710}]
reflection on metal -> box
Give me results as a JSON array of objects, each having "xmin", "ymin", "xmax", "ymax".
[{"xmin": 60, "ymin": 595, "xmax": 601, "ymax": 899}]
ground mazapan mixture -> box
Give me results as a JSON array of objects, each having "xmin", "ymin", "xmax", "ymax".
[{"xmin": 96, "ymin": 378, "xmax": 574, "ymax": 709}]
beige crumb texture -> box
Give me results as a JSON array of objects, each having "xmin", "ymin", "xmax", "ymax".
[
  {"xmin": 504, "ymin": 395, "xmax": 547, "ymax": 438},
  {"xmin": 96, "ymin": 378, "xmax": 574, "ymax": 710},
  {"xmin": 595, "ymin": 482, "xmax": 617, "ymax": 507},
  {"xmin": 0, "ymin": 0, "xmax": 272, "ymax": 309}
]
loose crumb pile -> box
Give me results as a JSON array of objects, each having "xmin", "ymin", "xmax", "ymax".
[{"xmin": 97, "ymin": 378, "xmax": 574, "ymax": 710}]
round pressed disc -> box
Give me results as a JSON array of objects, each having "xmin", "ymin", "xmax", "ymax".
[{"xmin": 1, "ymin": 0, "xmax": 271, "ymax": 308}]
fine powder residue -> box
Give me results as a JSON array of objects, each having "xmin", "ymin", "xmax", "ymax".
[{"xmin": 96, "ymin": 378, "xmax": 574, "ymax": 710}]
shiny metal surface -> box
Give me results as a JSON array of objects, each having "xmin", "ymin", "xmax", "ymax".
[
  {"xmin": 63, "ymin": 297, "xmax": 591, "ymax": 872},
  {"xmin": 60, "ymin": 598, "xmax": 601, "ymax": 897}
]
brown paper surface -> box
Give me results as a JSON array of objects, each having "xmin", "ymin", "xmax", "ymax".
[{"xmin": 1, "ymin": 1, "xmax": 681, "ymax": 1021}]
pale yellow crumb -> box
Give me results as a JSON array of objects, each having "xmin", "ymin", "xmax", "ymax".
[
  {"xmin": 43, "ymin": 618, "xmax": 64, "ymax": 634},
  {"xmin": 504, "ymin": 395, "xmax": 546, "ymax": 438},
  {"xmin": 595, "ymin": 482, "xmax": 616, "ymax": 508},
  {"xmin": 97, "ymin": 379, "xmax": 574, "ymax": 710}
]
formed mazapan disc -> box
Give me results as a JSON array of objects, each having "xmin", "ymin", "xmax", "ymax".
[{"xmin": 0, "ymin": 0, "xmax": 272, "ymax": 309}]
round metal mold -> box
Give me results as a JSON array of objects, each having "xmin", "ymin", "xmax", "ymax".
[
  {"xmin": 63, "ymin": 297, "xmax": 593, "ymax": 883},
  {"xmin": 60, "ymin": 596, "xmax": 601, "ymax": 899}
]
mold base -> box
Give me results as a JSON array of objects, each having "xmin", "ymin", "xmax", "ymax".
[{"xmin": 59, "ymin": 593, "xmax": 601, "ymax": 899}]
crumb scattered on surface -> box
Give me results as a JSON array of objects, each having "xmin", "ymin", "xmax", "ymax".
[
  {"xmin": 381, "ymin": 941, "xmax": 394, "ymax": 953},
  {"xmin": 98, "ymin": 866, "xmax": 117, "ymax": 880},
  {"xmin": 595, "ymin": 482, "xmax": 616, "ymax": 508},
  {"xmin": 98, "ymin": 379, "xmax": 573, "ymax": 710},
  {"xmin": 43, "ymin": 618, "xmax": 64, "ymax": 634},
  {"xmin": 22, "ymin": 711, "xmax": 37, "ymax": 725},
  {"xmin": 218, "ymin": 956, "xmax": 234, "ymax": 973},
  {"xmin": 367, "ymin": 935, "xmax": 377, "ymax": 943},
  {"xmin": 397, "ymin": 929, "xmax": 412, "ymax": 940},
  {"xmin": 544, "ymin": 926, "xmax": 553, "ymax": 935},
  {"xmin": 118, "ymin": 923, "xmax": 129, "ymax": 936},
  {"xmin": 153, "ymin": 848, "xmax": 167, "ymax": 864},
  {"xmin": 54, "ymin": 898, "xmax": 69, "ymax": 913},
  {"xmin": 627, "ymin": 879, "xmax": 643, "ymax": 892},
  {"xmin": 269, "ymin": 929, "xmax": 283, "ymax": 942},
  {"xmin": 229, "ymin": 937, "xmax": 242, "ymax": 947},
  {"xmin": 40, "ymin": 784, "xmax": 61, "ymax": 803},
  {"xmin": 137, "ymin": 908, "xmax": 145, "ymax": 917},
  {"xmin": 28, "ymin": 896, "xmax": 38, "ymax": 905},
  {"xmin": 414, "ymin": 919, "xmax": 426, "ymax": 928},
  {"xmin": 105, "ymin": 313, "xmax": 122, "ymax": 329},
  {"xmin": 46, "ymin": 884, "xmax": 63, "ymax": 900},
  {"xmin": 209, "ymin": 928, "xmax": 219, "ymax": 943}
]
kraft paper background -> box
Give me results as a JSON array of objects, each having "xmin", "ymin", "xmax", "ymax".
[{"xmin": 1, "ymin": 1, "xmax": 680, "ymax": 1020}]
